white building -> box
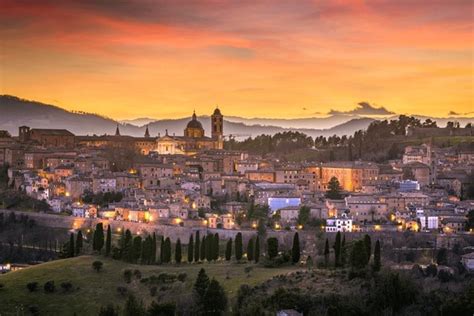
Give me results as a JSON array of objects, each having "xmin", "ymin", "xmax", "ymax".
[
  {"xmin": 417, "ymin": 213, "xmax": 439, "ymax": 230},
  {"xmin": 325, "ymin": 213, "xmax": 353, "ymax": 232}
]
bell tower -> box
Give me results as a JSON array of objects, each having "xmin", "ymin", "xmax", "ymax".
[{"xmin": 211, "ymin": 107, "xmax": 223, "ymax": 149}]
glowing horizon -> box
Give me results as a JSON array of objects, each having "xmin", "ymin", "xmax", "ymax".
[{"xmin": 1, "ymin": 0, "xmax": 473, "ymax": 120}]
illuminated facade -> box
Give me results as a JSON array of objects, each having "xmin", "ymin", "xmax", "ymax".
[
  {"xmin": 156, "ymin": 108, "xmax": 224, "ymax": 155},
  {"xmin": 320, "ymin": 161, "xmax": 379, "ymax": 192}
]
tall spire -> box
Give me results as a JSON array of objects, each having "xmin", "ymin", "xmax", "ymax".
[
  {"xmin": 192, "ymin": 110, "xmax": 197, "ymax": 120},
  {"xmin": 144, "ymin": 125, "xmax": 150, "ymax": 138},
  {"xmin": 115, "ymin": 124, "xmax": 120, "ymax": 136}
]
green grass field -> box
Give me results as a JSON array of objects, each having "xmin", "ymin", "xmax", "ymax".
[{"xmin": 0, "ymin": 255, "xmax": 302, "ymax": 315}]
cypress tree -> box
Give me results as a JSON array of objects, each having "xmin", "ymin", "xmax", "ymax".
[
  {"xmin": 194, "ymin": 231, "xmax": 200, "ymax": 262},
  {"xmin": 93, "ymin": 223, "xmax": 105, "ymax": 253},
  {"xmin": 151, "ymin": 233, "xmax": 157, "ymax": 264},
  {"xmin": 193, "ymin": 268, "xmax": 210, "ymax": 305},
  {"xmin": 140, "ymin": 238, "xmax": 147, "ymax": 264},
  {"xmin": 267, "ymin": 237, "xmax": 278, "ymax": 259},
  {"xmin": 205, "ymin": 234, "xmax": 212, "ymax": 262},
  {"xmin": 254, "ymin": 235, "xmax": 260, "ymax": 263},
  {"xmin": 348, "ymin": 140, "xmax": 353, "ymax": 161},
  {"xmin": 68, "ymin": 233, "xmax": 75, "ymax": 258},
  {"xmin": 246, "ymin": 238, "xmax": 254, "ymax": 262},
  {"xmin": 160, "ymin": 236, "xmax": 165, "ymax": 264},
  {"xmin": 117, "ymin": 229, "xmax": 125, "ymax": 259},
  {"xmin": 202, "ymin": 279, "xmax": 228, "ymax": 314},
  {"xmin": 213, "ymin": 233, "xmax": 219, "ymax": 260},
  {"xmin": 235, "ymin": 232, "xmax": 243, "ymax": 261},
  {"xmin": 188, "ymin": 234, "xmax": 194, "ymax": 263},
  {"xmin": 292, "ymin": 232, "xmax": 300, "ymax": 264},
  {"xmin": 164, "ymin": 237, "xmax": 171, "ymax": 263},
  {"xmin": 132, "ymin": 236, "xmax": 142, "ymax": 263},
  {"xmin": 146, "ymin": 236, "xmax": 153, "ymax": 264},
  {"xmin": 373, "ymin": 240, "xmax": 381, "ymax": 272},
  {"xmin": 364, "ymin": 234, "xmax": 372, "ymax": 263},
  {"xmin": 75, "ymin": 231, "xmax": 83, "ymax": 255},
  {"xmin": 175, "ymin": 238, "xmax": 182, "ymax": 264},
  {"xmin": 324, "ymin": 238, "xmax": 330, "ymax": 266},
  {"xmin": 350, "ymin": 239, "xmax": 368, "ymax": 269},
  {"xmin": 123, "ymin": 229, "xmax": 133, "ymax": 262},
  {"xmin": 105, "ymin": 225, "xmax": 112, "ymax": 256},
  {"xmin": 334, "ymin": 232, "xmax": 341, "ymax": 267},
  {"xmin": 341, "ymin": 234, "xmax": 346, "ymax": 267},
  {"xmin": 225, "ymin": 238, "xmax": 232, "ymax": 261},
  {"xmin": 200, "ymin": 235, "xmax": 206, "ymax": 261}
]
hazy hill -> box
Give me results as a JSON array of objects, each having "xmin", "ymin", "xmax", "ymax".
[
  {"xmin": 1, "ymin": 95, "xmax": 471, "ymax": 139},
  {"xmin": 0, "ymin": 95, "xmax": 375, "ymax": 138}
]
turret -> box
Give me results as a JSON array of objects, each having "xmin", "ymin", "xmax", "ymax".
[
  {"xmin": 144, "ymin": 125, "xmax": 150, "ymax": 138},
  {"xmin": 211, "ymin": 107, "xmax": 223, "ymax": 139},
  {"xmin": 115, "ymin": 124, "xmax": 121, "ymax": 136},
  {"xmin": 211, "ymin": 107, "xmax": 224, "ymax": 149}
]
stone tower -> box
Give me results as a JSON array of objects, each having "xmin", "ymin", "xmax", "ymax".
[
  {"xmin": 211, "ymin": 107, "xmax": 223, "ymax": 139},
  {"xmin": 211, "ymin": 107, "xmax": 224, "ymax": 149}
]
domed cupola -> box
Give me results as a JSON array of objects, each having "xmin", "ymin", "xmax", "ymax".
[{"xmin": 184, "ymin": 111, "xmax": 205, "ymax": 138}]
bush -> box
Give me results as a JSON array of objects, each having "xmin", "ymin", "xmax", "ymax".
[
  {"xmin": 44, "ymin": 281, "xmax": 55, "ymax": 293},
  {"xmin": 177, "ymin": 273, "xmax": 187, "ymax": 282},
  {"xmin": 60, "ymin": 281, "xmax": 73, "ymax": 292},
  {"xmin": 98, "ymin": 304, "xmax": 119, "ymax": 316},
  {"xmin": 27, "ymin": 282, "xmax": 39, "ymax": 292},
  {"xmin": 425, "ymin": 264, "xmax": 438, "ymax": 277},
  {"xmin": 437, "ymin": 269, "xmax": 453, "ymax": 283},
  {"xmin": 92, "ymin": 260, "xmax": 103, "ymax": 272},
  {"xmin": 147, "ymin": 301, "xmax": 176, "ymax": 316},
  {"xmin": 411, "ymin": 264, "xmax": 424, "ymax": 278},
  {"xmin": 150, "ymin": 286, "xmax": 158, "ymax": 297},
  {"xmin": 123, "ymin": 269, "xmax": 132, "ymax": 283},
  {"xmin": 133, "ymin": 269, "xmax": 142, "ymax": 279},
  {"xmin": 28, "ymin": 305, "xmax": 40, "ymax": 316},
  {"xmin": 117, "ymin": 286, "xmax": 128, "ymax": 297},
  {"xmin": 157, "ymin": 272, "xmax": 177, "ymax": 284}
]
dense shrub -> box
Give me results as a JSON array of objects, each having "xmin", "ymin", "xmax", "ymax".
[
  {"xmin": 60, "ymin": 281, "xmax": 73, "ymax": 292},
  {"xmin": 437, "ymin": 269, "xmax": 453, "ymax": 283},
  {"xmin": 177, "ymin": 273, "xmax": 187, "ymax": 282},
  {"xmin": 44, "ymin": 281, "xmax": 55, "ymax": 293},
  {"xmin": 92, "ymin": 260, "xmax": 103, "ymax": 272},
  {"xmin": 425, "ymin": 264, "xmax": 438, "ymax": 277},
  {"xmin": 27, "ymin": 282, "xmax": 39, "ymax": 292},
  {"xmin": 123, "ymin": 269, "xmax": 132, "ymax": 283},
  {"xmin": 133, "ymin": 269, "xmax": 142, "ymax": 280},
  {"xmin": 116, "ymin": 286, "xmax": 128, "ymax": 297},
  {"xmin": 28, "ymin": 305, "xmax": 40, "ymax": 316}
]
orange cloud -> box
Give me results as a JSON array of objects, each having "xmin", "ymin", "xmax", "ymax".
[{"xmin": 1, "ymin": 0, "xmax": 472, "ymax": 119}]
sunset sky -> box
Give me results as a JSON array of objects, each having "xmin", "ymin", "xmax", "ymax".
[{"xmin": 1, "ymin": 0, "xmax": 473, "ymax": 119}]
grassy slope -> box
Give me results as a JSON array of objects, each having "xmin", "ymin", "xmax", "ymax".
[{"xmin": 0, "ymin": 256, "xmax": 301, "ymax": 315}]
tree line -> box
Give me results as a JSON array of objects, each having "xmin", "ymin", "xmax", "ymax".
[{"xmin": 66, "ymin": 224, "xmax": 304, "ymax": 266}]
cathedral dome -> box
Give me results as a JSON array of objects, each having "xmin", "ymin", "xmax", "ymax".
[{"xmin": 186, "ymin": 112, "xmax": 203, "ymax": 129}]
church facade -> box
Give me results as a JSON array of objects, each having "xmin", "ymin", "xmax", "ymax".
[
  {"xmin": 156, "ymin": 108, "xmax": 224, "ymax": 155},
  {"xmin": 28, "ymin": 108, "xmax": 224, "ymax": 156}
]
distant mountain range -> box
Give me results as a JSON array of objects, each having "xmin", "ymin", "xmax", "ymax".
[{"xmin": 1, "ymin": 95, "xmax": 472, "ymax": 139}]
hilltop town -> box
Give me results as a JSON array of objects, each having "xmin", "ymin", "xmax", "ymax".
[
  {"xmin": 0, "ymin": 110, "xmax": 473, "ymax": 237},
  {"xmin": 0, "ymin": 110, "xmax": 473, "ymax": 314}
]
